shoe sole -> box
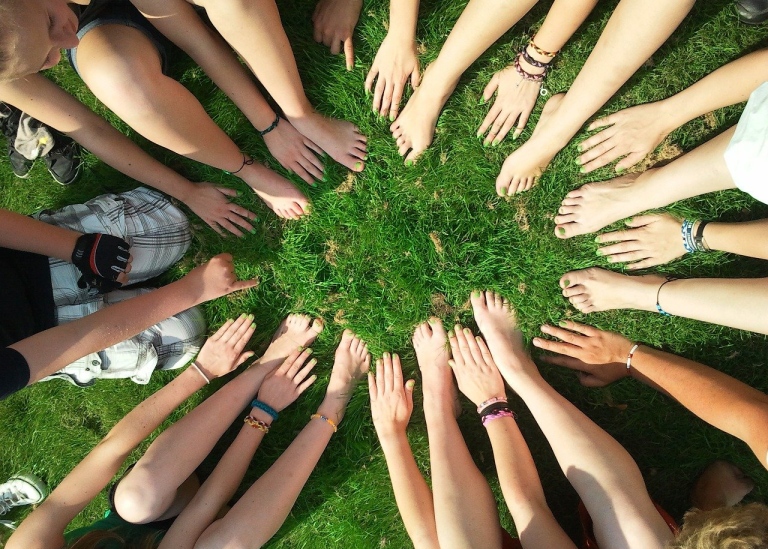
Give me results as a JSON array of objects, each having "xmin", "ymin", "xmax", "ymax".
[{"xmin": 9, "ymin": 473, "xmax": 48, "ymax": 503}]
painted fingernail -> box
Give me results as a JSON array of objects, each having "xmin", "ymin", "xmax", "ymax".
[
  {"xmin": 384, "ymin": 352, "xmax": 390, "ymax": 358},
  {"xmin": 491, "ymin": 140, "xmax": 499, "ymax": 147},
  {"xmin": 512, "ymin": 133, "xmax": 520, "ymax": 141},
  {"xmin": 308, "ymin": 358, "xmax": 317, "ymax": 366},
  {"xmin": 595, "ymin": 249, "xmax": 603, "ymax": 256},
  {"xmin": 250, "ymin": 228, "xmax": 257, "ymax": 234},
  {"xmin": 406, "ymin": 379, "xmax": 415, "ymax": 389},
  {"xmin": 463, "ymin": 327, "xmax": 472, "ymax": 335},
  {"xmin": 558, "ymin": 227, "xmax": 566, "ymax": 235},
  {"xmin": 447, "ymin": 330, "xmax": 455, "ymax": 337},
  {"xmin": 579, "ymin": 167, "xmax": 586, "ymax": 174},
  {"xmin": 306, "ymin": 348, "xmax": 313, "ymax": 355},
  {"xmin": 389, "ymin": 114, "xmax": 395, "ymax": 121},
  {"xmin": 558, "ymin": 320, "xmax": 567, "ymax": 327},
  {"xmin": 251, "ymin": 322, "xmax": 256, "ymax": 329},
  {"xmin": 298, "ymin": 345, "xmax": 305, "ymax": 351},
  {"xmin": 577, "ymin": 143, "xmax": 583, "ymax": 152},
  {"xmin": 616, "ymin": 166, "xmax": 625, "ymax": 173},
  {"xmin": 574, "ymin": 157, "xmax": 582, "ymax": 165},
  {"xmin": 594, "ymin": 236, "xmax": 600, "ymax": 243}
]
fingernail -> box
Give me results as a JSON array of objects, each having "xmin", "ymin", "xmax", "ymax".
[
  {"xmin": 558, "ymin": 320, "xmax": 567, "ymax": 327},
  {"xmin": 532, "ymin": 338, "xmax": 541, "ymax": 347},
  {"xmin": 476, "ymin": 132, "xmax": 482, "ymax": 139},
  {"xmin": 389, "ymin": 114, "xmax": 395, "ymax": 121},
  {"xmin": 447, "ymin": 330, "xmax": 455, "ymax": 337},
  {"xmin": 384, "ymin": 352, "xmax": 390, "ymax": 358},
  {"xmin": 483, "ymin": 141, "xmax": 489, "ymax": 148},
  {"xmin": 579, "ymin": 167, "xmax": 586, "ymax": 174},
  {"xmin": 616, "ymin": 166, "xmax": 624, "ymax": 173},
  {"xmin": 594, "ymin": 236, "xmax": 600, "ymax": 243},
  {"xmin": 308, "ymin": 358, "xmax": 317, "ymax": 366},
  {"xmin": 251, "ymin": 322, "xmax": 256, "ymax": 329},
  {"xmin": 250, "ymin": 228, "xmax": 257, "ymax": 234},
  {"xmin": 406, "ymin": 379, "xmax": 415, "ymax": 389},
  {"xmin": 463, "ymin": 327, "xmax": 471, "ymax": 335},
  {"xmin": 558, "ymin": 227, "xmax": 566, "ymax": 235},
  {"xmin": 574, "ymin": 157, "xmax": 581, "ymax": 165},
  {"xmin": 512, "ymin": 133, "xmax": 519, "ymax": 141},
  {"xmin": 491, "ymin": 140, "xmax": 499, "ymax": 147},
  {"xmin": 298, "ymin": 345, "xmax": 304, "ymax": 351},
  {"xmin": 306, "ymin": 348, "xmax": 313, "ymax": 355},
  {"xmin": 595, "ymin": 249, "xmax": 602, "ymax": 256},
  {"xmin": 577, "ymin": 143, "xmax": 583, "ymax": 152}
]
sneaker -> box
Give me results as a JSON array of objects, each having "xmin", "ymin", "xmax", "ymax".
[
  {"xmin": 0, "ymin": 474, "xmax": 48, "ymax": 517},
  {"xmin": 0, "ymin": 103, "xmax": 34, "ymax": 179},
  {"xmin": 736, "ymin": 0, "xmax": 768, "ymax": 24},
  {"xmin": 44, "ymin": 129, "xmax": 82, "ymax": 186}
]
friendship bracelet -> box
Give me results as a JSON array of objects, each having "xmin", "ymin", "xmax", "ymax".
[
  {"xmin": 479, "ymin": 401, "xmax": 511, "ymax": 420},
  {"xmin": 655, "ymin": 277, "xmax": 676, "ymax": 316},
  {"xmin": 258, "ymin": 113, "xmax": 280, "ymax": 137},
  {"xmin": 681, "ymin": 219, "xmax": 696, "ymax": 254},
  {"xmin": 244, "ymin": 415, "xmax": 271, "ymax": 433},
  {"xmin": 311, "ymin": 413, "xmax": 338, "ymax": 433},
  {"xmin": 251, "ymin": 400, "xmax": 279, "ymax": 421},
  {"xmin": 626, "ymin": 343, "xmax": 640, "ymax": 374},
  {"xmin": 520, "ymin": 47, "xmax": 550, "ymax": 69},
  {"xmin": 481, "ymin": 409, "xmax": 517, "ymax": 427},
  {"xmin": 529, "ymin": 35, "xmax": 559, "ymax": 58},
  {"xmin": 477, "ymin": 396, "xmax": 508, "ymax": 414},
  {"xmin": 514, "ymin": 56, "xmax": 546, "ymax": 83},
  {"xmin": 190, "ymin": 361, "xmax": 210, "ymax": 384},
  {"xmin": 694, "ymin": 220, "xmax": 710, "ymax": 252},
  {"xmin": 226, "ymin": 153, "xmax": 255, "ymax": 175}
]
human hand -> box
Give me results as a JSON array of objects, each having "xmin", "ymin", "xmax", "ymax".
[
  {"xmin": 194, "ymin": 314, "xmax": 257, "ymax": 379},
  {"xmin": 368, "ymin": 352, "xmax": 415, "ymax": 438},
  {"xmin": 596, "ymin": 213, "xmax": 686, "ymax": 270},
  {"xmin": 365, "ymin": 34, "xmax": 420, "ymax": 120},
  {"xmin": 184, "ymin": 253, "xmax": 259, "ymax": 303},
  {"xmin": 257, "ymin": 347, "xmax": 318, "ymax": 411},
  {"xmin": 477, "ymin": 65, "xmax": 540, "ymax": 145},
  {"xmin": 262, "ymin": 118, "xmax": 325, "ymax": 185},
  {"xmin": 184, "ymin": 182, "xmax": 257, "ymax": 237},
  {"xmin": 532, "ymin": 321, "xmax": 633, "ymax": 387},
  {"xmin": 447, "ymin": 325, "xmax": 506, "ymax": 407},
  {"xmin": 312, "ymin": 0, "xmax": 362, "ymax": 71},
  {"xmin": 578, "ymin": 102, "xmax": 671, "ymax": 173},
  {"xmin": 71, "ymin": 232, "xmax": 132, "ymax": 292}
]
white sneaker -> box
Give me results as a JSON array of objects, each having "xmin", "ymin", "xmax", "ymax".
[{"xmin": 0, "ymin": 474, "xmax": 48, "ymax": 516}]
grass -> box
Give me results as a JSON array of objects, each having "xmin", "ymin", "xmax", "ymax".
[{"xmin": 2, "ymin": 0, "xmax": 768, "ymax": 546}]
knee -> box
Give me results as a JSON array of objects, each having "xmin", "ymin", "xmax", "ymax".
[{"xmin": 113, "ymin": 477, "xmax": 168, "ymax": 524}]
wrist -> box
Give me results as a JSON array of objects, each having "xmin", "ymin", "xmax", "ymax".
[
  {"xmin": 385, "ymin": 27, "xmax": 416, "ymax": 46},
  {"xmin": 656, "ymin": 96, "xmax": 690, "ymax": 134},
  {"xmin": 249, "ymin": 407, "xmax": 274, "ymax": 425},
  {"xmin": 375, "ymin": 423, "xmax": 408, "ymax": 442}
]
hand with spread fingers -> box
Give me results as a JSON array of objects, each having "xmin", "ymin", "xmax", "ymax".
[
  {"xmin": 184, "ymin": 182, "xmax": 259, "ymax": 238},
  {"xmin": 262, "ymin": 120, "xmax": 325, "ymax": 185},
  {"xmin": 368, "ymin": 352, "xmax": 415, "ymax": 438},
  {"xmin": 447, "ymin": 325, "xmax": 506, "ymax": 406},
  {"xmin": 365, "ymin": 37, "xmax": 421, "ymax": 121},
  {"xmin": 194, "ymin": 314, "xmax": 257, "ymax": 379},
  {"xmin": 477, "ymin": 65, "xmax": 541, "ymax": 146},
  {"xmin": 596, "ymin": 213, "xmax": 687, "ymax": 269},
  {"xmin": 578, "ymin": 102, "xmax": 672, "ymax": 173},
  {"xmin": 532, "ymin": 320, "xmax": 634, "ymax": 387},
  {"xmin": 257, "ymin": 347, "xmax": 319, "ymax": 412}
]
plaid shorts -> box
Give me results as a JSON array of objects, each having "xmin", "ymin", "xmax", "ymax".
[{"xmin": 34, "ymin": 188, "xmax": 206, "ymax": 387}]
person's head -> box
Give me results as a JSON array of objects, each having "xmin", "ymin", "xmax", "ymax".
[
  {"xmin": 667, "ymin": 503, "xmax": 768, "ymax": 549},
  {"xmin": 0, "ymin": 0, "xmax": 79, "ymax": 82}
]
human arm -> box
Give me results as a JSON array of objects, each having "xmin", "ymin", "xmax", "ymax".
[
  {"xmin": 6, "ymin": 316, "xmax": 259, "ymax": 549},
  {"xmin": 448, "ymin": 327, "xmax": 576, "ymax": 549},
  {"xmin": 10, "ymin": 253, "xmax": 257, "ymax": 386},
  {"xmin": 158, "ymin": 348, "xmax": 317, "ymax": 549},
  {"xmin": 312, "ymin": 0, "xmax": 363, "ymax": 71},
  {"xmin": 579, "ymin": 48, "xmax": 768, "ymax": 172},
  {"xmin": 0, "ymin": 74, "xmax": 257, "ymax": 235},
  {"xmin": 368, "ymin": 353, "xmax": 439, "ymax": 549},
  {"xmin": 534, "ymin": 321, "xmax": 768, "ymax": 468},
  {"xmin": 478, "ymin": 0, "xmax": 597, "ymax": 144},
  {"xmin": 364, "ymin": 0, "xmax": 421, "ymax": 120}
]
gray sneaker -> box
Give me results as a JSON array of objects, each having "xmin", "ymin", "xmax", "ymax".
[{"xmin": 0, "ymin": 474, "xmax": 48, "ymax": 518}]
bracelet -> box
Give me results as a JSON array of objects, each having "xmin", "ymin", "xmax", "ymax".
[
  {"xmin": 681, "ymin": 219, "xmax": 696, "ymax": 254},
  {"xmin": 258, "ymin": 113, "xmax": 280, "ymax": 137},
  {"xmin": 251, "ymin": 400, "xmax": 279, "ymax": 421},
  {"xmin": 481, "ymin": 409, "xmax": 517, "ymax": 427},
  {"xmin": 244, "ymin": 415, "xmax": 270, "ymax": 433},
  {"xmin": 655, "ymin": 277, "xmax": 676, "ymax": 316},
  {"xmin": 626, "ymin": 343, "xmax": 640, "ymax": 374},
  {"xmin": 226, "ymin": 153, "xmax": 255, "ymax": 176},
  {"xmin": 520, "ymin": 47, "xmax": 550, "ymax": 69},
  {"xmin": 478, "ymin": 401, "xmax": 511, "ymax": 420},
  {"xmin": 514, "ymin": 55, "xmax": 546, "ymax": 82},
  {"xmin": 190, "ymin": 361, "xmax": 210, "ymax": 384},
  {"xmin": 476, "ymin": 396, "xmax": 508, "ymax": 414},
  {"xmin": 694, "ymin": 220, "xmax": 710, "ymax": 252},
  {"xmin": 529, "ymin": 35, "xmax": 559, "ymax": 58},
  {"xmin": 310, "ymin": 413, "xmax": 338, "ymax": 433}
]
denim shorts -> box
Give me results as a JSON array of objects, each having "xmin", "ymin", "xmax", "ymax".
[{"xmin": 66, "ymin": 0, "xmax": 169, "ymax": 76}]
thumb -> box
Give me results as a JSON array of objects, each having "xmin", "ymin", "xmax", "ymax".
[
  {"xmin": 624, "ymin": 214, "xmax": 655, "ymax": 228},
  {"xmin": 411, "ymin": 66, "xmax": 421, "ymax": 89}
]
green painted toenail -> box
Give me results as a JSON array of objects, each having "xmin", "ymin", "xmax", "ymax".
[
  {"xmin": 499, "ymin": 187, "xmax": 506, "ymax": 196},
  {"xmin": 579, "ymin": 167, "xmax": 586, "ymax": 174},
  {"xmin": 563, "ymin": 279, "xmax": 570, "ymax": 287},
  {"xmin": 479, "ymin": 97, "xmax": 486, "ymax": 105},
  {"xmin": 406, "ymin": 160, "xmax": 413, "ymax": 167},
  {"xmin": 594, "ymin": 236, "xmax": 600, "ymax": 243},
  {"xmin": 355, "ymin": 161, "xmax": 363, "ymax": 170},
  {"xmin": 558, "ymin": 227, "xmax": 566, "ymax": 235},
  {"xmin": 472, "ymin": 290, "xmax": 481, "ymax": 298},
  {"xmin": 596, "ymin": 249, "xmax": 602, "ymax": 256}
]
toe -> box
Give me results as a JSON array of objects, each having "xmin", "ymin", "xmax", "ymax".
[{"xmin": 311, "ymin": 318, "xmax": 324, "ymax": 334}]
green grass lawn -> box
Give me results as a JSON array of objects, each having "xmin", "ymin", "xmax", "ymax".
[{"xmin": 2, "ymin": 0, "xmax": 768, "ymax": 546}]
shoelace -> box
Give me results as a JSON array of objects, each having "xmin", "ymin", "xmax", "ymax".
[{"xmin": 0, "ymin": 488, "xmax": 22, "ymax": 515}]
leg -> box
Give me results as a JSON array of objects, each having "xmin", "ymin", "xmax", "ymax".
[
  {"xmin": 113, "ymin": 315, "xmax": 324, "ymax": 524},
  {"xmin": 497, "ymin": 0, "xmax": 696, "ymax": 195},
  {"xmin": 559, "ymin": 267, "xmax": 768, "ymax": 335},
  {"xmin": 390, "ymin": 0, "xmax": 539, "ymax": 162},
  {"xmin": 76, "ymin": 25, "xmax": 309, "ymax": 219},
  {"xmin": 195, "ymin": 0, "xmax": 368, "ymax": 172},
  {"xmin": 414, "ymin": 320, "xmax": 504, "ymax": 549},
  {"xmin": 471, "ymin": 292, "xmax": 673, "ymax": 549},
  {"xmin": 555, "ymin": 127, "xmax": 737, "ymax": 238},
  {"xmin": 193, "ymin": 330, "xmax": 370, "ymax": 548}
]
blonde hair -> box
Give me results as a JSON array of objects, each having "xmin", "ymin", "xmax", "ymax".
[
  {"xmin": 0, "ymin": 1, "xmax": 23, "ymax": 81},
  {"xmin": 667, "ymin": 503, "xmax": 768, "ymax": 549}
]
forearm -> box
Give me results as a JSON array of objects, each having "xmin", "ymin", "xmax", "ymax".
[
  {"xmin": 387, "ymin": 0, "xmax": 420, "ymax": 42},
  {"xmin": 702, "ymin": 219, "xmax": 768, "ymax": 259},
  {"xmin": 0, "ymin": 209, "xmax": 78, "ymax": 261},
  {"xmin": 631, "ymin": 346, "xmax": 768, "ymax": 468},
  {"xmin": 379, "ymin": 432, "xmax": 440, "ymax": 549},
  {"xmin": 533, "ymin": 0, "xmax": 599, "ymax": 53},
  {"xmin": 658, "ymin": 49, "xmax": 768, "ymax": 132}
]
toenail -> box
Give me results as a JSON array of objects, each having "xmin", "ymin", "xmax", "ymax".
[
  {"xmin": 563, "ymin": 279, "xmax": 570, "ymax": 287},
  {"xmin": 558, "ymin": 227, "xmax": 566, "ymax": 235},
  {"xmin": 405, "ymin": 160, "xmax": 413, "ymax": 166},
  {"xmin": 355, "ymin": 161, "xmax": 363, "ymax": 170},
  {"xmin": 594, "ymin": 236, "xmax": 600, "ymax": 243},
  {"xmin": 472, "ymin": 290, "xmax": 481, "ymax": 298},
  {"xmin": 579, "ymin": 167, "xmax": 586, "ymax": 174},
  {"xmin": 595, "ymin": 249, "xmax": 602, "ymax": 256},
  {"xmin": 499, "ymin": 187, "xmax": 506, "ymax": 196},
  {"xmin": 479, "ymin": 97, "xmax": 486, "ymax": 105}
]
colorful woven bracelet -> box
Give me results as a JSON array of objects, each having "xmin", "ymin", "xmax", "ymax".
[
  {"xmin": 251, "ymin": 400, "xmax": 279, "ymax": 421},
  {"xmin": 655, "ymin": 278, "xmax": 675, "ymax": 316},
  {"xmin": 311, "ymin": 413, "xmax": 338, "ymax": 433},
  {"xmin": 481, "ymin": 409, "xmax": 517, "ymax": 427},
  {"xmin": 244, "ymin": 415, "xmax": 270, "ymax": 433},
  {"xmin": 477, "ymin": 396, "xmax": 508, "ymax": 414},
  {"xmin": 529, "ymin": 36, "xmax": 559, "ymax": 58}
]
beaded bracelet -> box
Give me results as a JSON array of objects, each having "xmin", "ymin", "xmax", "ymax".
[
  {"xmin": 244, "ymin": 415, "xmax": 270, "ymax": 433},
  {"xmin": 529, "ymin": 36, "xmax": 559, "ymax": 58},
  {"xmin": 481, "ymin": 409, "xmax": 517, "ymax": 427},
  {"xmin": 681, "ymin": 219, "xmax": 696, "ymax": 253},
  {"xmin": 477, "ymin": 396, "xmax": 508, "ymax": 414},
  {"xmin": 311, "ymin": 413, "xmax": 338, "ymax": 433},
  {"xmin": 258, "ymin": 113, "xmax": 280, "ymax": 137},
  {"xmin": 251, "ymin": 400, "xmax": 279, "ymax": 421}
]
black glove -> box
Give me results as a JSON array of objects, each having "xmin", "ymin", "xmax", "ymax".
[{"xmin": 71, "ymin": 233, "xmax": 130, "ymax": 293}]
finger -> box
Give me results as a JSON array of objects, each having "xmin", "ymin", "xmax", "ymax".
[
  {"xmin": 297, "ymin": 373, "xmax": 318, "ymax": 393},
  {"xmin": 538, "ymin": 353, "xmax": 592, "ymax": 371},
  {"xmin": 578, "ymin": 138, "xmax": 616, "ymax": 165},
  {"xmin": 615, "ymin": 151, "xmax": 646, "ymax": 172},
  {"xmin": 512, "ymin": 106, "xmax": 532, "ymax": 141},
  {"xmin": 495, "ymin": 111, "xmax": 520, "ymax": 144},
  {"xmin": 206, "ymin": 219, "xmax": 225, "ymax": 237},
  {"xmin": 587, "ymin": 114, "xmax": 616, "ymax": 132},
  {"xmin": 626, "ymin": 257, "xmax": 662, "ymax": 270},
  {"xmin": 382, "ymin": 352, "xmax": 393, "ymax": 393},
  {"xmin": 344, "ymin": 38, "xmax": 354, "ymax": 71},
  {"xmin": 233, "ymin": 315, "xmax": 257, "ymax": 349},
  {"xmin": 218, "ymin": 218, "xmax": 245, "ymax": 238},
  {"xmin": 596, "ymin": 228, "xmax": 637, "ymax": 244},
  {"xmin": 375, "ymin": 358, "xmax": 384, "ymax": 398},
  {"xmin": 277, "ymin": 347, "xmax": 304, "ymax": 374},
  {"xmin": 210, "ymin": 318, "xmax": 235, "ymax": 341},
  {"xmin": 368, "ymin": 371, "xmax": 377, "ymax": 402},
  {"xmin": 603, "ymin": 249, "xmax": 648, "ymax": 264},
  {"xmin": 410, "ymin": 66, "xmax": 421, "ymax": 89},
  {"xmin": 330, "ymin": 37, "xmax": 342, "ymax": 55},
  {"xmin": 477, "ymin": 110, "xmax": 496, "ymax": 137},
  {"xmin": 372, "ymin": 76, "xmax": 385, "ymax": 115},
  {"xmin": 579, "ymin": 373, "xmax": 611, "ymax": 388},
  {"xmin": 447, "ymin": 327, "xmax": 463, "ymax": 366},
  {"xmin": 229, "ymin": 278, "xmax": 260, "ymax": 293},
  {"xmin": 531, "ymin": 337, "xmax": 583, "ymax": 362},
  {"xmin": 230, "ymin": 204, "xmax": 258, "ymax": 222},
  {"xmin": 389, "ymin": 80, "xmax": 404, "ymax": 121},
  {"xmin": 380, "ymin": 78, "xmax": 394, "ymax": 118},
  {"xmin": 288, "ymin": 348, "xmax": 314, "ymax": 377},
  {"xmin": 463, "ymin": 331, "xmax": 487, "ymax": 367},
  {"xmin": 474, "ymin": 336, "xmax": 497, "ymax": 369},
  {"xmin": 365, "ymin": 66, "xmax": 378, "ymax": 95},
  {"xmin": 303, "ymin": 137, "xmax": 324, "ymax": 158},
  {"xmin": 220, "ymin": 313, "xmax": 250, "ymax": 343},
  {"xmin": 293, "ymin": 163, "xmax": 315, "ymax": 185},
  {"xmin": 235, "ymin": 350, "xmax": 256, "ymax": 368},
  {"xmin": 482, "ymin": 74, "xmax": 499, "ymax": 103},
  {"xmin": 294, "ymin": 357, "xmax": 318, "ymax": 384},
  {"xmin": 215, "ymin": 186, "xmax": 239, "ymax": 198},
  {"xmin": 455, "ymin": 327, "xmax": 474, "ymax": 364},
  {"xmin": 539, "ymin": 324, "xmax": 585, "ymax": 346},
  {"xmin": 556, "ymin": 320, "xmax": 598, "ymax": 337},
  {"xmin": 227, "ymin": 212, "xmax": 255, "ymax": 234},
  {"xmin": 300, "ymin": 154, "xmax": 325, "ymax": 180},
  {"xmin": 405, "ymin": 379, "xmax": 415, "ymax": 408},
  {"xmin": 312, "ymin": 22, "xmax": 323, "ymax": 43},
  {"xmin": 598, "ymin": 240, "xmax": 643, "ymax": 257},
  {"xmin": 392, "ymin": 353, "xmax": 403, "ymax": 388}
]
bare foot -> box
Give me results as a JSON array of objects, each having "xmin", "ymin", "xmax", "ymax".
[
  {"xmin": 254, "ymin": 314, "xmax": 324, "ymax": 372},
  {"xmin": 239, "ymin": 162, "xmax": 310, "ymax": 219},
  {"xmin": 316, "ymin": 329, "xmax": 371, "ymax": 424},
  {"xmin": 470, "ymin": 291, "xmax": 534, "ymax": 380},
  {"xmin": 289, "ymin": 112, "xmax": 367, "ymax": 173},
  {"xmin": 554, "ymin": 171, "xmax": 652, "ymax": 239},
  {"xmin": 559, "ymin": 268, "xmax": 666, "ymax": 314},
  {"xmin": 690, "ymin": 461, "xmax": 754, "ymax": 511},
  {"xmin": 390, "ymin": 66, "xmax": 455, "ymax": 164},
  {"xmin": 412, "ymin": 318, "xmax": 461, "ymax": 418},
  {"xmin": 495, "ymin": 93, "xmax": 567, "ymax": 196}
]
